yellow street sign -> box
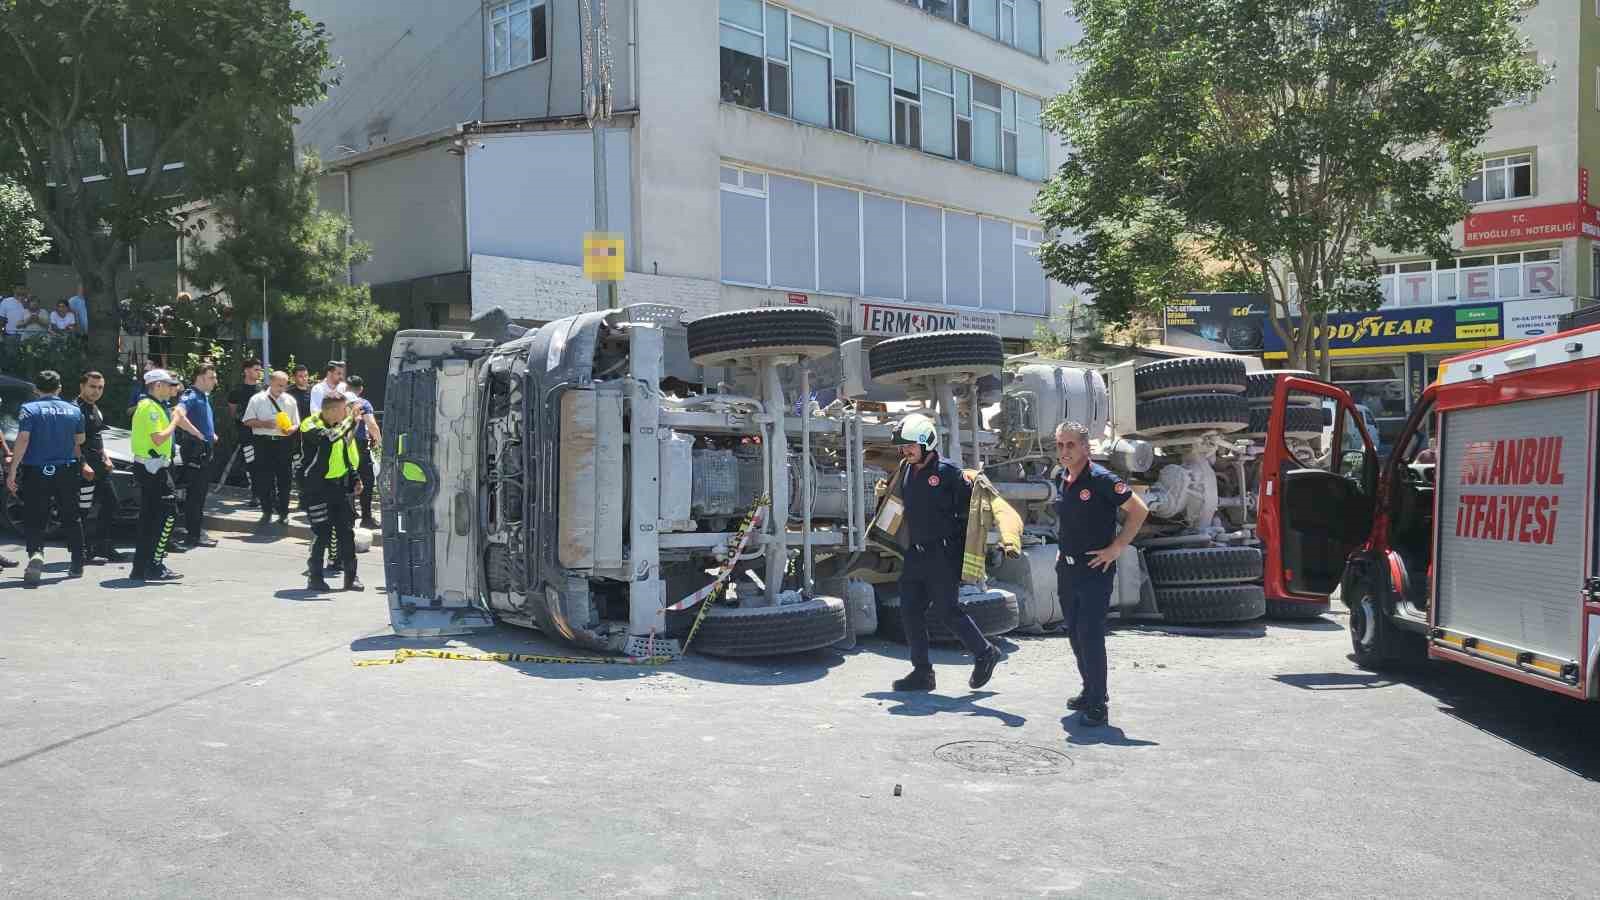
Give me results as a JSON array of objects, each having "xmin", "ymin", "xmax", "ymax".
[{"xmin": 584, "ymin": 232, "xmax": 625, "ymax": 282}]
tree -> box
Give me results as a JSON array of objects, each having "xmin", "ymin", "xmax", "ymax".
[
  {"xmin": 0, "ymin": 0, "xmax": 333, "ymax": 369},
  {"xmin": 0, "ymin": 179, "xmax": 50, "ymax": 288},
  {"xmin": 1037, "ymin": 0, "xmax": 1547, "ymax": 373},
  {"xmin": 180, "ymin": 123, "xmax": 398, "ymax": 369}
]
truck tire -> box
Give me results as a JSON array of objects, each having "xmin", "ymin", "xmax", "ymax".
[
  {"xmin": 878, "ymin": 588, "xmax": 1021, "ymax": 643},
  {"xmin": 1266, "ymin": 598, "xmax": 1330, "ymax": 620},
  {"xmin": 1156, "ymin": 585, "xmax": 1266, "ymax": 623},
  {"xmin": 1134, "ymin": 393, "xmax": 1249, "ymax": 437},
  {"xmin": 1245, "ymin": 370, "xmax": 1323, "ymax": 404},
  {"xmin": 1134, "ymin": 357, "xmax": 1248, "ymax": 400},
  {"xmin": 1144, "ymin": 546, "xmax": 1263, "ymax": 586},
  {"xmin": 868, "ymin": 330, "xmax": 1004, "ymax": 385},
  {"xmin": 686, "ymin": 307, "xmax": 840, "ymax": 367},
  {"xmin": 1242, "ymin": 404, "xmax": 1325, "ymax": 439},
  {"xmin": 677, "ymin": 597, "xmax": 849, "ymax": 657}
]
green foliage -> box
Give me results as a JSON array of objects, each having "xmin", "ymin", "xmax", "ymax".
[
  {"xmin": 1038, "ymin": 0, "xmax": 1548, "ymax": 371},
  {"xmin": 181, "ymin": 134, "xmax": 397, "ymax": 358},
  {"xmin": 0, "ymin": 0, "xmax": 335, "ymax": 371},
  {"xmin": 0, "ymin": 180, "xmax": 50, "ymax": 287}
]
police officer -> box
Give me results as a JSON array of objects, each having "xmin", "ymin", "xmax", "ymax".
[
  {"xmin": 75, "ymin": 370, "xmax": 127, "ymax": 563},
  {"xmin": 130, "ymin": 368, "xmax": 189, "ymax": 582},
  {"xmin": 4, "ymin": 370, "xmax": 86, "ymax": 583},
  {"xmin": 299, "ymin": 392, "xmax": 363, "ymax": 592},
  {"xmin": 175, "ymin": 364, "xmax": 220, "ymax": 549},
  {"xmin": 1054, "ymin": 420, "xmax": 1149, "ymax": 727},
  {"xmin": 344, "ymin": 376, "xmax": 382, "ymax": 530},
  {"xmin": 889, "ymin": 413, "xmax": 1003, "ymax": 693}
]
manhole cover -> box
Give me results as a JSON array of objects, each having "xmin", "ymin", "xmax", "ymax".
[{"xmin": 934, "ymin": 741, "xmax": 1072, "ymax": 776}]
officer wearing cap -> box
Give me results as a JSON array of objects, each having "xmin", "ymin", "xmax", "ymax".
[
  {"xmin": 299, "ymin": 392, "xmax": 363, "ymax": 593},
  {"xmin": 888, "ymin": 412, "xmax": 1003, "ymax": 693},
  {"xmin": 129, "ymin": 368, "xmax": 189, "ymax": 582},
  {"xmin": 1054, "ymin": 420, "xmax": 1149, "ymax": 727}
]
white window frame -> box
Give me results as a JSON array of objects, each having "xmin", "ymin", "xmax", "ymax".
[
  {"xmin": 487, "ymin": 0, "xmax": 548, "ymax": 77},
  {"xmin": 718, "ymin": 163, "xmax": 1048, "ymax": 316},
  {"xmin": 1376, "ymin": 248, "xmax": 1561, "ymax": 307},
  {"xmin": 1463, "ymin": 152, "xmax": 1534, "ymax": 205}
]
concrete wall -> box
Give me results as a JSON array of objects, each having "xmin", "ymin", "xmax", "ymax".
[
  {"xmin": 635, "ymin": 0, "xmax": 1073, "ymax": 327},
  {"xmin": 344, "ymin": 145, "xmax": 468, "ymax": 286},
  {"xmin": 482, "ymin": 0, "xmax": 636, "ymax": 121},
  {"xmin": 295, "ymin": 0, "xmax": 486, "ymax": 161}
]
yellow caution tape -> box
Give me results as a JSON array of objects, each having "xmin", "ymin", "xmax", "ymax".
[{"xmin": 353, "ymin": 495, "xmax": 771, "ymax": 669}]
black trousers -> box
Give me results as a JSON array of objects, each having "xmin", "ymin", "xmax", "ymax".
[
  {"xmin": 306, "ymin": 487, "xmax": 356, "ymax": 579},
  {"xmin": 180, "ymin": 461, "xmax": 211, "ymax": 542},
  {"xmin": 356, "ymin": 443, "xmax": 375, "ymax": 522},
  {"xmin": 899, "ymin": 546, "xmax": 989, "ymax": 671},
  {"xmin": 79, "ymin": 460, "xmax": 119, "ymax": 548},
  {"xmin": 20, "ymin": 464, "xmax": 84, "ymax": 561},
  {"xmin": 251, "ymin": 437, "xmax": 293, "ymax": 516},
  {"xmin": 1059, "ymin": 561, "xmax": 1115, "ymax": 706},
  {"xmin": 133, "ymin": 466, "xmax": 179, "ymax": 575}
]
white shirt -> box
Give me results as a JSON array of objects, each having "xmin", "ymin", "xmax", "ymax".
[
  {"xmin": 50, "ymin": 310, "xmax": 76, "ymax": 331},
  {"xmin": 244, "ymin": 389, "xmax": 302, "ymax": 437},
  {"xmin": 308, "ymin": 379, "xmax": 348, "ymax": 414},
  {"xmin": 0, "ymin": 296, "xmax": 23, "ymax": 335}
]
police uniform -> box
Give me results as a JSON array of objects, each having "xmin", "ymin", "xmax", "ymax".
[
  {"xmin": 176, "ymin": 386, "xmax": 217, "ymax": 547},
  {"xmin": 130, "ymin": 394, "xmax": 180, "ymax": 579},
  {"xmin": 299, "ymin": 411, "xmax": 362, "ymax": 589},
  {"xmin": 898, "ymin": 450, "xmax": 995, "ymax": 674},
  {"xmin": 75, "ymin": 394, "xmax": 124, "ymax": 561},
  {"xmin": 16, "ymin": 394, "xmax": 86, "ymax": 575},
  {"xmin": 1056, "ymin": 461, "xmax": 1134, "ymax": 710}
]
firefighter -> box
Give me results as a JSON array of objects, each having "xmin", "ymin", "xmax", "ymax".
[
  {"xmin": 130, "ymin": 369, "xmax": 188, "ymax": 582},
  {"xmin": 889, "ymin": 412, "xmax": 1003, "ymax": 693},
  {"xmin": 1054, "ymin": 420, "xmax": 1149, "ymax": 727},
  {"xmin": 299, "ymin": 393, "xmax": 363, "ymax": 592}
]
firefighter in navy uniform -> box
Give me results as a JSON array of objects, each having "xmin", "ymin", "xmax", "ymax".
[
  {"xmin": 1054, "ymin": 420, "xmax": 1149, "ymax": 727},
  {"xmin": 299, "ymin": 392, "xmax": 363, "ymax": 593},
  {"xmin": 889, "ymin": 413, "xmax": 1004, "ymax": 693}
]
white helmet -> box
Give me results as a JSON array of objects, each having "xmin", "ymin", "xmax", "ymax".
[{"xmin": 892, "ymin": 413, "xmax": 939, "ymax": 450}]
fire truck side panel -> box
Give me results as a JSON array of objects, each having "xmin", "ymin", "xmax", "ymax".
[{"xmin": 1432, "ymin": 391, "xmax": 1594, "ymax": 671}]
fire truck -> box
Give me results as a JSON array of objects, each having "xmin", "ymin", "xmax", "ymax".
[{"xmin": 1331, "ymin": 323, "xmax": 1600, "ymax": 700}]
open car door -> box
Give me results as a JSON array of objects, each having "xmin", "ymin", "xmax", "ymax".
[
  {"xmin": 381, "ymin": 331, "xmax": 497, "ymax": 636},
  {"xmin": 1259, "ymin": 376, "xmax": 1379, "ymax": 602}
]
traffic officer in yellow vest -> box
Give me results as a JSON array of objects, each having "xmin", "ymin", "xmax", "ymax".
[
  {"xmin": 299, "ymin": 392, "xmax": 363, "ymax": 592},
  {"xmin": 130, "ymin": 368, "xmax": 190, "ymax": 582}
]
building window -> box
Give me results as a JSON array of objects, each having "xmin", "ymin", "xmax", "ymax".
[
  {"xmin": 1462, "ymin": 153, "xmax": 1533, "ymax": 204},
  {"xmin": 487, "ymin": 1, "xmax": 548, "ymax": 76},
  {"xmin": 718, "ymin": 2, "xmax": 1048, "ymax": 180},
  {"xmin": 1376, "ymin": 248, "xmax": 1560, "ymax": 307},
  {"xmin": 719, "ymin": 164, "xmax": 1049, "ymax": 313}
]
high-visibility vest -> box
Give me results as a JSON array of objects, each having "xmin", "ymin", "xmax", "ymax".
[
  {"xmin": 300, "ymin": 414, "xmax": 359, "ymax": 480},
  {"xmin": 131, "ymin": 397, "xmax": 172, "ymax": 460}
]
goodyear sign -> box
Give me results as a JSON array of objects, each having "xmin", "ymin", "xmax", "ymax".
[{"xmin": 1264, "ymin": 303, "xmax": 1504, "ymax": 359}]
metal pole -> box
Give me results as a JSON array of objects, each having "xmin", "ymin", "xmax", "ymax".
[
  {"xmin": 800, "ymin": 366, "xmax": 813, "ymax": 595},
  {"xmin": 587, "ymin": 0, "xmax": 617, "ymax": 311},
  {"xmin": 762, "ymin": 359, "xmax": 790, "ymax": 606},
  {"xmin": 261, "ymin": 273, "xmax": 270, "ymax": 367}
]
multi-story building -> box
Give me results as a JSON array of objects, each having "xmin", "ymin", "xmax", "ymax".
[
  {"xmin": 293, "ymin": 0, "xmax": 1075, "ymax": 394},
  {"xmin": 1258, "ymin": 2, "xmax": 1600, "ymax": 450}
]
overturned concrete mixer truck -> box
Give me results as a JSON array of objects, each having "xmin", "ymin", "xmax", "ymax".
[
  {"xmin": 841, "ymin": 329, "xmax": 1346, "ymax": 641},
  {"xmin": 378, "ymin": 303, "xmax": 1347, "ymax": 658}
]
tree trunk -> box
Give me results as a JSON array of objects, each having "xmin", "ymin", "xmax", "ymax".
[{"xmin": 82, "ymin": 259, "xmax": 121, "ymax": 374}]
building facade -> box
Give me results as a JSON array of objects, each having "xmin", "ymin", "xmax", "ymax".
[
  {"xmin": 1256, "ymin": 2, "xmax": 1600, "ymax": 450},
  {"xmin": 293, "ymin": 0, "xmax": 1075, "ymax": 382}
]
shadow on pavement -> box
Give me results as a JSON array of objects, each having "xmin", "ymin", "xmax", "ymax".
[
  {"xmin": 864, "ymin": 690, "xmax": 1026, "ymax": 728},
  {"xmin": 273, "ymin": 589, "xmax": 333, "ymax": 602},
  {"xmin": 349, "ymin": 624, "xmax": 846, "ymax": 686},
  {"xmin": 1272, "ymin": 672, "xmax": 1399, "ymax": 691},
  {"xmin": 1120, "ymin": 623, "xmax": 1268, "ymax": 640},
  {"xmin": 1263, "ymin": 617, "xmax": 1345, "ymax": 632},
  {"xmin": 1059, "ymin": 714, "xmax": 1159, "ymax": 747}
]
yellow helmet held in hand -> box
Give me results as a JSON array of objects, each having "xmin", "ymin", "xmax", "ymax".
[{"xmin": 891, "ymin": 412, "xmax": 939, "ymax": 450}]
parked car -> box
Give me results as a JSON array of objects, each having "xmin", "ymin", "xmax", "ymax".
[{"xmin": 0, "ymin": 374, "xmax": 140, "ymax": 536}]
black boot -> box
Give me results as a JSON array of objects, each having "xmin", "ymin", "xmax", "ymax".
[
  {"xmin": 96, "ymin": 545, "xmax": 127, "ymax": 563},
  {"xmin": 344, "ymin": 572, "xmax": 364, "ymax": 592},
  {"xmin": 969, "ymin": 644, "xmax": 1003, "ymax": 690},
  {"xmin": 1066, "ymin": 694, "xmax": 1088, "ymax": 711},
  {"xmin": 892, "ymin": 668, "xmax": 937, "ymax": 692},
  {"xmin": 307, "ymin": 575, "xmax": 333, "ymax": 592}
]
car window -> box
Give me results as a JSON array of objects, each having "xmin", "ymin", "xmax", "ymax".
[
  {"xmin": 1282, "ymin": 390, "xmax": 1334, "ymax": 470},
  {"xmin": 0, "ymin": 383, "xmax": 34, "ymax": 442}
]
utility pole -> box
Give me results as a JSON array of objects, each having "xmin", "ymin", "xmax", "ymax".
[{"xmin": 582, "ymin": 0, "xmax": 618, "ymax": 310}]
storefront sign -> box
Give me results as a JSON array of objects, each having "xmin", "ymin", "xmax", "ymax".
[
  {"xmin": 1463, "ymin": 203, "xmax": 1600, "ymax": 247},
  {"xmin": 1502, "ymin": 296, "xmax": 1575, "ymax": 339},
  {"xmin": 854, "ymin": 301, "xmax": 998, "ymax": 337},
  {"xmin": 1265, "ymin": 303, "xmax": 1504, "ymax": 358},
  {"xmin": 1164, "ymin": 293, "xmax": 1268, "ymax": 352},
  {"xmin": 1405, "ymin": 353, "xmax": 1427, "ymax": 403}
]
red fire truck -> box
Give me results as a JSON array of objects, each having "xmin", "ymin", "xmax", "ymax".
[{"xmin": 1295, "ymin": 324, "xmax": 1600, "ymax": 699}]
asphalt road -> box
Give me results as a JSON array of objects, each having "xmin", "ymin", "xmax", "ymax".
[{"xmin": 2, "ymin": 531, "xmax": 1597, "ymax": 898}]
